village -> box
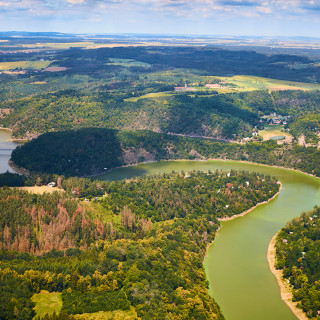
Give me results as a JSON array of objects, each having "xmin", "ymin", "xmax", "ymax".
[{"xmin": 174, "ymin": 81, "xmax": 229, "ymax": 92}]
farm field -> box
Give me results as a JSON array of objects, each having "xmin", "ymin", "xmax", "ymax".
[
  {"xmin": 125, "ymin": 91, "xmax": 174, "ymax": 101},
  {"xmin": 20, "ymin": 42, "xmax": 96, "ymax": 49},
  {"xmin": 16, "ymin": 186, "xmax": 64, "ymax": 194},
  {"xmin": 258, "ymin": 125, "xmax": 293, "ymax": 141},
  {"xmin": 126, "ymin": 74, "xmax": 320, "ymax": 103},
  {"xmin": 31, "ymin": 291, "xmax": 62, "ymax": 318},
  {"xmin": 107, "ymin": 58, "xmax": 151, "ymax": 68},
  {"xmin": 0, "ymin": 60, "xmax": 51, "ymax": 71},
  {"xmin": 217, "ymin": 75, "xmax": 320, "ymax": 91}
]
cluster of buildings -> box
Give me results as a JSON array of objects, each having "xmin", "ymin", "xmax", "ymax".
[
  {"xmin": 261, "ymin": 113, "xmax": 290, "ymax": 126},
  {"xmin": 174, "ymin": 82, "xmax": 196, "ymax": 92},
  {"xmin": 205, "ymin": 82, "xmax": 227, "ymax": 89},
  {"xmin": 174, "ymin": 81, "xmax": 228, "ymax": 92}
]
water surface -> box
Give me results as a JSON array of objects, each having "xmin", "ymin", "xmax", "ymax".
[
  {"xmin": 0, "ymin": 129, "xmax": 21, "ymax": 173},
  {"xmin": 98, "ymin": 160, "xmax": 320, "ymax": 320}
]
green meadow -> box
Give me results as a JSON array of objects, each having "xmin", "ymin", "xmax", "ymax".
[
  {"xmin": 107, "ymin": 58, "xmax": 151, "ymax": 68},
  {"xmin": 0, "ymin": 60, "xmax": 51, "ymax": 71},
  {"xmin": 258, "ymin": 125, "xmax": 293, "ymax": 141},
  {"xmin": 218, "ymin": 75, "xmax": 320, "ymax": 91},
  {"xmin": 31, "ymin": 291, "xmax": 62, "ymax": 318}
]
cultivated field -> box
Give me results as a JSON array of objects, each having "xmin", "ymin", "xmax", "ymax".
[
  {"xmin": 125, "ymin": 91, "xmax": 173, "ymax": 102},
  {"xmin": 21, "ymin": 42, "xmax": 96, "ymax": 49},
  {"xmin": 0, "ymin": 60, "xmax": 51, "ymax": 71},
  {"xmin": 16, "ymin": 186, "xmax": 64, "ymax": 194},
  {"xmin": 217, "ymin": 75, "xmax": 320, "ymax": 91}
]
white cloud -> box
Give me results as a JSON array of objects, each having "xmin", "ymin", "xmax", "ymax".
[
  {"xmin": 66, "ymin": 0, "xmax": 85, "ymax": 4},
  {"xmin": 257, "ymin": 6, "xmax": 271, "ymax": 13}
]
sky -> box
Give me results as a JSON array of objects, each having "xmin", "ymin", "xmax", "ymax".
[{"xmin": 1, "ymin": 0, "xmax": 320, "ymax": 37}]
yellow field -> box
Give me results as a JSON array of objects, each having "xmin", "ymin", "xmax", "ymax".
[
  {"xmin": 31, "ymin": 291, "xmax": 62, "ymax": 318},
  {"xmin": 21, "ymin": 42, "xmax": 95, "ymax": 49},
  {"xmin": 19, "ymin": 41, "xmax": 167, "ymax": 50},
  {"xmin": 258, "ymin": 125, "xmax": 293, "ymax": 141},
  {"xmin": 16, "ymin": 186, "xmax": 64, "ymax": 194},
  {"xmin": 0, "ymin": 60, "xmax": 51, "ymax": 71},
  {"xmin": 125, "ymin": 91, "xmax": 174, "ymax": 102},
  {"xmin": 217, "ymin": 75, "xmax": 320, "ymax": 92}
]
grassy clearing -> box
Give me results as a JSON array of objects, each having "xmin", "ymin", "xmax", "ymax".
[
  {"xmin": 258, "ymin": 125, "xmax": 293, "ymax": 141},
  {"xmin": 83, "ymin": 201, "xmax": 122, "ymax": 226},
  {"xmin": 74, "ymin": 307, "xmax": 138, "ymax": 320},
  {"xmin": 43, "ymin": 66, "xmax": 68, "ymax": 72},
  {"xmin": 125, "ymin": 91, "xmax": 174, "ymax": 102},
  {"xmin": 16, "ymin": 186, "xmax": 64, "ymax": 194},
  {"xmin": 31, "ymin": 291, "xmax": 62, "ymax": 318},
  {"xmin": 107, "ymin": 58, "xmax": 151, "ymax": 68},
  {"xmin": 0, "ymin": 61, "xmax": 51, "ymax": 71},
  {"xmin": 217, "ymin": 75, "xmax": 320, "ymax": 92}
]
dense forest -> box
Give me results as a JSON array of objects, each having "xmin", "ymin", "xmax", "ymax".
[
  {"xmin": 0, "ymin": 170, "xmax": 279, "ymax": 319},
  {"xmin": 0, "ymin": 90, "xmax": 257, "ymax": 140},
  {"xmin": 2, "ymin": 33, "xmax": 320, "ymax": 320},
  {"xmin": 275, "ymin": 207, "xmax": 320, "ymax": 318},
  {"xmin": 10, "ymin": 128, "xmax": 320, "ymax": 177},
  {"xmin": 2, "ymin": 86, "xmax": 320, "ymax": 143}
]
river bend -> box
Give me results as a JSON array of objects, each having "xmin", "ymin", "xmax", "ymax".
[{"xmin": 99, "ymin": 160, "xmax": 320, "ymax": 320}]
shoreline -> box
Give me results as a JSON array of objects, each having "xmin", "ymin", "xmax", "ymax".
[
  {"xmin": 97, "ymin": 158, "xmax": 320, "ymax": 182},
  {"xmin": 8, "ymin": 160, "xmax": 30, "ymax": 176},
  {"xmin": 267, "ymin": 233, "xmax": 309, "ymax": 320},
  {"xmin": 203, "ymin": 181, "xmax": 282, "ymax": 269},
  {"xmin": 9, "ymin": 156, "xmax": 320, "ymax": 183},
  {"xmin": 203, "ymin": 226, "xmax": 221, "ymax": 264},
  {"xmin": 0, "ymin": 127, "xmax": 29, "ymax": 142},
  {"xmin": 218, "ymin": 181, "xmax": 282, "ymax": 222},
  {"xmin": 0, "ymin": 127, "xmax": 12, "ymax": 133}
]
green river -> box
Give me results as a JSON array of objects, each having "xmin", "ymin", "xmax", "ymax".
[
  {"xmin": 2, "ymin": 123, "xmax": 319, "ymax": 320},
  {"xmin": 98, "ymin": 160, "xmax": 320, "ymax": 320}
]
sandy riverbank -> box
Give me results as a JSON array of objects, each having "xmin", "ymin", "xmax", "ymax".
[
  {"xmin": 218, "ymin": 181, "xmax": 282, "ymax": 222},
  {"xmin": 268, "ymin": 233, "xmax": 309, "ymax": 320}
]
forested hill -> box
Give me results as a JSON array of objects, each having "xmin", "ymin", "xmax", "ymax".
[
  {"xmin": 4, "ymin": 88, "xmax": 320, "ymax": 143},
  {"xmin": 0, "ymin": 91, "xmax": 257, "ymax": 140},
  {"xmin": 10, "ymin": 127, "xmax": 320, "ymax": 177},
  {"xmin": 0, "ymin": 171, "xmax": 279, "ymax": 320},
  {"xmin": 275, "ymin": 207, "xmax": 320, "ymax": 318}
]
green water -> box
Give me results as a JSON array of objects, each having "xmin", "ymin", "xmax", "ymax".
[{"xmin": 98, "ymin": 160, "xmax": 320, "ymax": 320}]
